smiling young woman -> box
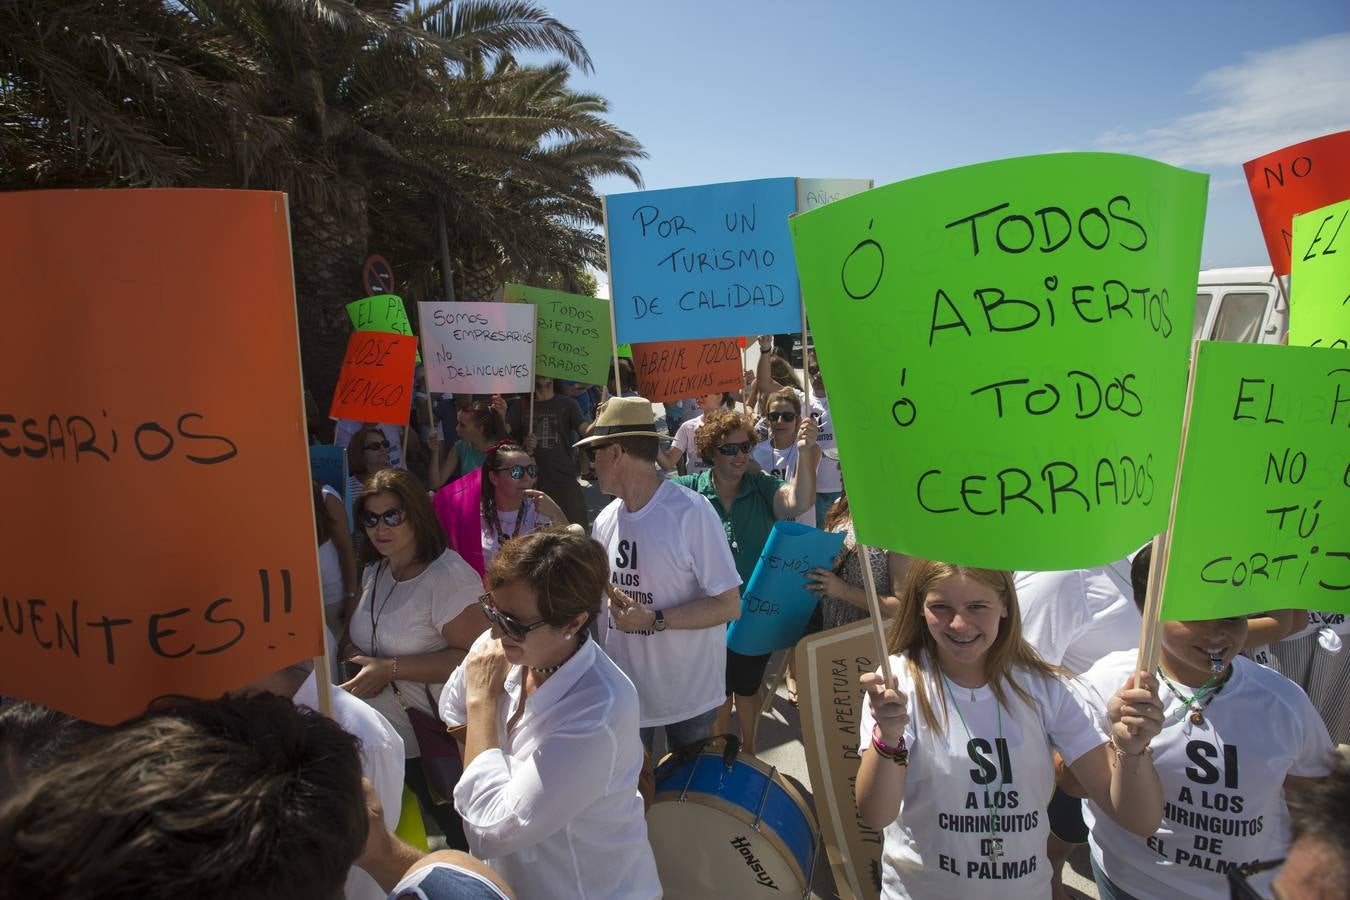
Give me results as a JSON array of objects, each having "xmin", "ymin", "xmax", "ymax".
[{"xmin": 856, "ymin": 559, "xmax": 1166, "ymax": 900}]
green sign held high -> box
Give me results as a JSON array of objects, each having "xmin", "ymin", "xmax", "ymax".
[
  {"xmin": 1291, "ymin": 197, "xmax": 1350, "ymax": 350},
  {"xmin": 503, "ymin": 284, "xmax": 613, "ymax": 384},
  {"xmin": 1162, "ymin": 342, "xmax": 1350, "ymax": 620},
  {"xmin": 347, "ymin": 294, "xmax": 419, "ymax": 362},
  {"xmin": 789, "ymin": 153, "xmax": 1207, "ymax": 571}
]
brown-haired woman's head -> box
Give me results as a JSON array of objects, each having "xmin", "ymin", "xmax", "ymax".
[
  {"xmin": 694, "ymin": 408, "xmax": 758, "ymax": 465},
  {"xmin": 767, "ymin": 353, "xmax": 803, "ymax": 392},
  {"xmin": 480, "ymin": 441, "xmax": 535, "ymax": 520},
  {"xmin": 354, "ymin": 468, "xmax": 445, "ymax": 567},
  {"xmin": 456, "ymin": 401, "xmax": 508, "ymax": 446},
  {"xmin": 347, "ymin": 424, "xmax": 389, "ymax": 478},
  {"xmin": 482, "ymin": 528, "xmax": 609, "ymax": 669},
  {"xmin": 887, "ymin": 559, "xmax": 1057, "ymax": 731}
]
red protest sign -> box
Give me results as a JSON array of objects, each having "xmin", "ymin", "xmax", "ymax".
[
  {"xmin": 0, "ymin": 188, "xmax": 322, "ymax": 725},
  {"xmin": 1243, "ymin": 130, "xmax": 1350, "ymax": 275},
  {"xmin": 632, "ymin": 337, "xmax": 743, "ymax": 403},
  {"xmin": 329, "ymin": 331, "xmax": 417, "ymax": 425}
]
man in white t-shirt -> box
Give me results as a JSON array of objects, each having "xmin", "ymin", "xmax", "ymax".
[{"xmin": 577, "ymin": 396, "xmax": 742, "ymax": 751}]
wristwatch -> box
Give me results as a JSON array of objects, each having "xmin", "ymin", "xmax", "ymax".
[{"xmin": 652, "ymin": 609, "xmax": 667, "ymax": 633}]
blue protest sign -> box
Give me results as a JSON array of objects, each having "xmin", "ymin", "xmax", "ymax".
[
  {"xmin": 604, "ymin": 177, "xmax": 800, "ymax": 343},
  {"xmin": 726, "ymin": 521, "xmax": 846, "ymax": 656},
  {"xmin": 309, "ymin": 444, "xmax": 351, "ymax": 528}
]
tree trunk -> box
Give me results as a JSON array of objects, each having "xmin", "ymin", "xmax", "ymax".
[{"xmin": 288, "ymin": 188, "xmax": 368, "ymax": 442}]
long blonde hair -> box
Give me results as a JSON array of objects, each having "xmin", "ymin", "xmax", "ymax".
[{"xmin": 887, "ymin": 559, "xmax": 1064, "ymax": 732}]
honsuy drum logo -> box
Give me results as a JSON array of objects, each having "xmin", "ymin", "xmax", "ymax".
[{"xmin": 730, "ymin": 836, "xmax": 781, "ymax": 890}]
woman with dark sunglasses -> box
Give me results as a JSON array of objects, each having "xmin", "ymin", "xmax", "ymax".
[
  {"xmin": 347, "ymin": 422, "xmax": 393, "ymax": 556},
  {"xmin": 339, "ymin": 467, "xmax": 490, "ymax": 849},
  {"xmin": 439, "ymin": 529, "xmax": 661, "ymax": 899},
  {"xmin": 671, "ymin": 407, "xmax": 818, "ymax": 753},
  {"xmin": 479, "ymin": 441, "xmax": 568, "ymax": 569},
  {"xmin": 751, "ymin": 388, "xmax": 818, "ymax": 526}
]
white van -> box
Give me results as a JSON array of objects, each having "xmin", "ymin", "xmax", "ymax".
[{"xmin": 1193, "ymin": 266, "xmax": 1288, "ymax": 345}]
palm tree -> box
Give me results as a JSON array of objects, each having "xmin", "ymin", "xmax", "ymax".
[{"xmin": 1, "ymin": 0, "xmax": 644, "ymax": 418}]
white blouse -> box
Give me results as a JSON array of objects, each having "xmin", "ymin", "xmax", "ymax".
[{"xmin": 440, "ymin": 631, "xmax": 661, "ymax": 900}]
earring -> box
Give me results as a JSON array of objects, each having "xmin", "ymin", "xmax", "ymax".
[{"xmin": 564, "ymin": 632, "xmax": 573, "ymax": 639}]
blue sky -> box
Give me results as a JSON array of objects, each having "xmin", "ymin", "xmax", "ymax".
[{"xmin": 544, "ymin": 1, "xmax": 1350, "ymax": 288}]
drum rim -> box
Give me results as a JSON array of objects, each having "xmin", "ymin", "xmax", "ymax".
[
  {"xmin": 650, "ymin": 751, "xmax": 818, "ymax": 889},
  {"xmin": 655, "ymin": 750, "xmax": 818, "ymax": 833},
  {"xmin": 648, "ymin": 792, "xmax": 809, "ymax": 889}
]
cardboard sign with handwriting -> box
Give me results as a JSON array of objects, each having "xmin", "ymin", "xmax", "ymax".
[
  {"xmin": 1244, "ymin": 130, "xmax": 1350, "ymax": 276},
  {"xmin": 418, "ymin": 301, "xmax": 536, "ymax": 394},
  {"xmin": 347, "ymin": 293, "xmax": 419, "ymax": 361},
  {"xmin": 329, "ymin": 331, "xmax": 417, "ymax": 425},
  {"xmin": 796, "ymin": 620, "xmax": 887, "ymax": 900},
  {"xmin": 790, "ymin": 153, "xmax": 1207, "ymax": 571},
  {"xmin": 0, "ymin": 189, "xmax": 321, "ymax": 724},
  {"xmin": 631, "ymin": 337, "xmax": 743, "ymax": 403},
  {"xmin": 1162, "ymin": 342, "xmax": 1350, "ymax": 620},
  {"xmin": 1290, "ymin": 198, "xmax": 1350, "ymax": 349},
  {"xmin": 504, "ymin": 284, "xmax": 613, "ymax": 384},
  {"xmin": 605, "ymin": 177, "xmax": 800, "ymax": 343}
]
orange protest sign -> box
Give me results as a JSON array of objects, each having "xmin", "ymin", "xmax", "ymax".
[
  {"xmin": 631, "ymin": 337, "xmax": 743, "ymax": 403},
  {"xmin": 328, "ymin": 331, "xmax": 417, "ymax": 425},
  {"xmin": 0, "ymin": 188, "xmax": 322, "ymax": 725},
  {"xmin": 1243, "ymin": 130, "xmax": 1350, "ymax": 275}
]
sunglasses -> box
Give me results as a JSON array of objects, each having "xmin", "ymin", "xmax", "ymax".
[
  {"xmin": 360, "ymin": 507, "xmax": 406, "ymax": 529},
  {"xmin": 478, "ymin": 593, "xmax": 550, "ymax": 642},
  {"xmin": 493, "ymin": 463, "xmax": 537, "ymax": 480},
  {"xmin": 717, "ymin": 440, "xmax": 755, "ymax": 457},
  {"xmin": 766, "ymin": 411, "xmax": 797, "ymax": 423},
  {"xmin": 363, "ymin": 440, "xmax": 391, "ymax": 451},
  {"xmin": 583, "ymin": 442, "xmax": 616, "ymax": 461}
]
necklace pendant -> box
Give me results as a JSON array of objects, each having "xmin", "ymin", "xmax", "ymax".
[
  {"xmin": 986, "ymin": 838, "xmax": 1004, "ymax": 862},
  {"xmin": 1189, "ymin": 709, "xmax": 1205, "ymax": 726}
]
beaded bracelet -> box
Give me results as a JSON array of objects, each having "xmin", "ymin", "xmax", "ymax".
[
  {"xmin": 872, "ymin": 724, "xmax": 909, "ymax": 766},
  {"xmin": 1109, "ymin": 737, "xmax": 1153, "ymax": 762},
  {"xmin": 390, "ymin": 656, "xmax": 399, "ymax": 681}
]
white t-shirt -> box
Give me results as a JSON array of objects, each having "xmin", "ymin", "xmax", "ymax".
[
  {"xmin": 671, "ymin": 413, "xmax": 710, "ymax": 475},
  {"xmin": 1080, "ymin": 652, "xmax": 1334, "ymax": 900},
  {"xmin": 751, "ymin": 439, "xmax": 814, "ymax": 526},
  {"xmin": 336, "ymin": 420, "xmax": 405, "ymax": 469},
  {"xmin": 1014, "ymin": 558, "xmax": 1138, "ymax": 673},
  {"xmin": 591, "ymin": 480, "xmax": 741, "ymax": 727},
  {"xmin": 480, "ymin": 503, "xmax": 551, "ymax": 570},
  {"xmin": 813, "ymin": 395, "xmax": 842, "ymax": 494},
  {"xmin": 441, "ymin": 632, "xmax": 661, "ymax": 900},
  {"xmin": 346, "ymin": 549, "xmax": 482, "ymax": 756},
  {"xmin": 295, "ymin": 672, "xmax": 405, "ymax": 900},
  {"xmin": 859, "ymin": 654, "xmax": 1108, "ymax": 900}
]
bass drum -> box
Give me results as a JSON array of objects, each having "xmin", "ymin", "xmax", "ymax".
[{"xmin": 648, "ymin": 741, "xmax": 818, "ymax": 898}]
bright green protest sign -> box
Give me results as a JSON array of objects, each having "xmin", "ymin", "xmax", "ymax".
[
  {"xmin": 503, "ymin": 283, "xmax": 612, "ymax": 383},
  {"xmin": 347, "ymin": 294, "xmax": 419, "ymax": 362},
  {"xmin": 790, "ymin": 153, "xmax": 1207, "ymax": 571},
  {"xmin": 1162, "ymin": 342, "xmax": 1350, "ymax": 620},
  {"xmin": 1291, "ymin": 198, "xmax": 1350, "ymax": 350}
]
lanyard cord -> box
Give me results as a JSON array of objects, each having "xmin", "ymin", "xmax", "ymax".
[
  {"xmin": 1157, "ymin": 666, "xmax": 1230, "ymax": 721},
  {"xmin": 941, "ymin": 671, "xmax": 1005, "ymax": 850}
]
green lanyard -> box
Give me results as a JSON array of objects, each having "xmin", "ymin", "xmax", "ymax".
[{"xmin": 941, "ymin": 672, "xmax": 1006, "ymax": 862}]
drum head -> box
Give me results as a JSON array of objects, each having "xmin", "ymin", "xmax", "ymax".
[{"xmin": 648, "ymin": 799, "xmax": 803, "ymax": 898}]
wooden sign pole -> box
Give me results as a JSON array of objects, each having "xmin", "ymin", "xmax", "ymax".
[
  {"xmin": 1134, "ymin": 341, "xmax": 1202, "ymax": 684},
  {"xmin": 858, "ymin": 542, "xmax": 895, "ymax": 686}
]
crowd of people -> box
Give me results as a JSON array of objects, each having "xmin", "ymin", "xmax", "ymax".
[{"xmin": 2, "ymin": 333, "xmax": 1347, "ymax": 900}]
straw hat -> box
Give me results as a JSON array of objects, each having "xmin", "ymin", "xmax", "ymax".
[{"xmin": 572, "ymin": 396, "xmax": 659, "ymax": 447}]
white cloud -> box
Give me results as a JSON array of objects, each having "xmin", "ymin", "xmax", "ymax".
[{"xmin": 1096, "ymin": 32, "xmax": 1350, "ymax": 168}]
